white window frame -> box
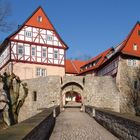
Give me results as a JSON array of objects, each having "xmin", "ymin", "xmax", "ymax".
[
  {"xmin": 36, "ymin": 68, "xmax": 46, "ymax": 77},
  {"xmin": 31, "ymin": 46, "xmax": 36, "ymax": 56},
  {"xmin": 133, "ymin": 44, "xmax": 138, "ymax": 51},
  {"xmin": 127, "ymin": 59, "xmax": 137, "ymax": 67},
  {"xmin": 42, "ymin": 48, "xmax": 47, "ymax": 58},
  {"xmin": 46, "ymin": 35, "xmax": 53, "ymax": 41},
  {"xmin": 37, "ymin": 16, "xmax": 42, "ymax": 22},
  {"xmin": 54, "ymin": 49, "xmax": 58, "ymax": 59},
  {"xmin": 25, "ymin": 31, "xmax": 32, "ymax": 38},
  {"xmin": 18, "ymin": 46, "xmax": 24, "ymax": 56}
]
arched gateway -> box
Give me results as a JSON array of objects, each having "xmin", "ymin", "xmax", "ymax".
[{"xmin": 61, "ymin": 82, "xmax": 84, "ymax": 108}]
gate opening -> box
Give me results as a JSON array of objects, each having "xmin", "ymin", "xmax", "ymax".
[{"xmin": 63, "ymin": 91, "xmax": 82, "ymax": 108}]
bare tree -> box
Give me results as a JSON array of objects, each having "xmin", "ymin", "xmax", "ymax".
[{"xmin": 0, "ymin": 0, "xmax": 12, "ymax": 32}]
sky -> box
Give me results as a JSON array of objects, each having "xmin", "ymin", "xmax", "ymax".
[{"xmin": 1, "ymin": 0, "xmax": 140, "ymax": 60}]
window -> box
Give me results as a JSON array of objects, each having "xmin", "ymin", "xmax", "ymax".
[
  {"xmin": 33, "ymin": 91, "xmax": 37, "ymax": 101},
  {"xmin": 134, "ymin": 81, "xmax": 138, "ymax": 89},
  {"xmin": 46, "ymin": 35, "xmax": 53, "ymax": 41},
  {"xmin": 18, "ymin": 46, "xmax": 24, "ymax": 56},
  {"xmin": 31, "ymin": 47, "xmax": 36, "ymax": 56},
  {"xmin": 25, "ymin": 31, "xmax": 32, "ymax": 37},
  {"xmin": 37, "ymin": 16, "xmax": 42, "ymax": 22},
  {"xmin": 36, "ymin": 68, "xmax": 46, "ymax": 77},
  {"xmin": 138, "ymin": 30, "xmax": 140, "ymax": 36},
  {"xmin": 41, "ymin": 69, "xmax": 46, "ymax": 76},
  {"xmin": 133, "ymin": 44, "xmax": 138, "ymax": 51},
  {"xmin": 127, "ymin": 59, "xmax": 137, "ymax": 67},
  {"xmin": 54, "ymin": 50, "xmax": 58, "ymax": 59},
  {"xmin": 42, "ymin": 48, "xmax": 47, "ymax": 57}
]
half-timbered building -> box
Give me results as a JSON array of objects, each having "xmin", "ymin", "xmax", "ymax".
[
  {"xmin": 79, "ymin": 22, "xmax": 140, "ymax": 79},
  {"xmin": 0, "ymin": 7, "xmax": 68, "ymax": 79}
]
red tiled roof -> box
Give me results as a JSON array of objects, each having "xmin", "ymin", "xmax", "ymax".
[
  {"xmin": 121, "ymin": 22, "xmax": 140, "ymax": 56},
  {"xmin": 65, "ymin": 60, "xmax": 86, "ymax": 74},
  {"xmin": 0, "ymin": 6, "xmax": 68, "ymax": 52},
  {"xmin": 78, "ymin": 48, "xmax": 112, "ymax": 75},
  {"xmin": 79, "ymin": 21, "xmax": 140, "ymax": 75}
]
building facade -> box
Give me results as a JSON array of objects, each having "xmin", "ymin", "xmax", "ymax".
[
  {"xmin": 78, "ymin": 22, "xmax": 140, "ymax": 114},
  {"xmin": 0, "ymin": 7, "xmax": 68, "ymax": 79},
  {"xmin": 79, "ymin": 22, "xmax": 140, "ymax": 79}
]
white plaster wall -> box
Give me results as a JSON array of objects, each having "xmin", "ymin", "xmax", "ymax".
[
  {"xmin": 14, "ymin": 26, "xmax": 63, "ymax": 47},
  {"xmin": 0, "ymin": 45, "xmax": 10, "ymax": 68}
]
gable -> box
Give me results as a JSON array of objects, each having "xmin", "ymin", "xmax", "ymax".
[
  {"xmin": 7, "ymin": 7, "xmax": 68, "ymax": 49},
  {"xmin": 122, "ymin": 23, "xmax": 140, "ymax": 57},
  {"xmin": 25, "ymin": 7, "xmax": 54, "ymax": 30},
  {"xmin": 11, "ymin": 26, "xmax": 63, "ymax": 47}
]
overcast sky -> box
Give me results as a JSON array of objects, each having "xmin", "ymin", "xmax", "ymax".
[{"xmin": 1, "ymin": 0, "xmax": 140, "ymax": 59}]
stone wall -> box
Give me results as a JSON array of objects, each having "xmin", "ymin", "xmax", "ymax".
[
  {"xmin": 83, "ymin": 76, "xmax": 120, "ymax": 112},
  {"xmin": 18, "ymin": 76, "xmax": 61, "ymax": 122},
  {"xmin": 18, "ymin": 75, "xmax": 120, "ymax": 121},
  {"xmin": 0, "ymin": 106, "xmax": 60, "ymax": 140},
  {"xmin": 116, "ymin": 57, "xmax": 140, "ymax": 114},
  {"xmin": 85, "ymin": 105, "xmax": 140, "ymax": 140}
]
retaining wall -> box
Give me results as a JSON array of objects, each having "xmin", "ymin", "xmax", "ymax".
[
  {"xmin": 85, "ymin": 105, "xmax": 140, "ymax": 140},
  {"xmin": 0, "ymin": 106, "xmax": 60, "ymax": 140}
]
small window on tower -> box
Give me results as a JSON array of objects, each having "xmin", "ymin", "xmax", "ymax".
[
  {"xmin": 133, "ymin": 44, "xmax": 138, "ymax": 51},
  {"xmin": 127, "ymin": 59, "xmax": 137, "ymax": 67},
  {"xmin": 37, "ymin": 16, "xmax": 42, "ymax": 22}
]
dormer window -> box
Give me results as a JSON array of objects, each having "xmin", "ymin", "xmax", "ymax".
[
  {"xmin": 133, "ymin": 44, "xmax": 138, "ymax": 51},
  {"xmin": 37, "ymin": 16, "xmax": 42, "ymax": 22}
]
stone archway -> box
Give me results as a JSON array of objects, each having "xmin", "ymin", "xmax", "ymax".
[{"xmin": 61, "ymin": 82, "xmax": 84, "ymax": 108}]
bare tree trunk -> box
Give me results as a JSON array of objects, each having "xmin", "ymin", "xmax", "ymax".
[{"xmin": 0, "ymin": 72, "xmax": 28, "ymax": 126}]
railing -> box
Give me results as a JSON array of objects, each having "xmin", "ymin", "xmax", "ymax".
[
  {"xmin": 0, "ymin": 105, "xmax": 60, "ymax": 140},
  {"xmin": 85, "ymin": 105, "xmax": 140, "ymax": 140}
]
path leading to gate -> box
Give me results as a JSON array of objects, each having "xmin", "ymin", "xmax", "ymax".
[{"xmin": 49, "ymin": 108, "xmax": 118, "ymax": 140}]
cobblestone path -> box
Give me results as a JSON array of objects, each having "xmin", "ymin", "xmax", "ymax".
[{"xmin": 49, "ymin": 108, "xmax": 118, "ymax": 140}]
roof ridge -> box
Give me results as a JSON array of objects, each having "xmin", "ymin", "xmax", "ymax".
[
  {"xmin": 71, "ymin": 60, "xmax": 79, "ymax": 73},
  {"xmin": 119, "ymin": 21, "xmax": 139, "ymax": 52},
  {"xmin": 3, "ymin": 7, "xmax": 68, "ymax": 50}
]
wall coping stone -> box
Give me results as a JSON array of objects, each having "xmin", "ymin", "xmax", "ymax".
[
  {"xmin": 85, "ymin": 105, "xmax": 140, "ymax": 140},
  {"xmin": 0, "ymin": 106, "xmax": 60, "ymax": 140},
  {"xmin": 85, "ymin": 105, "xmax": 140, "ymax": 124}
]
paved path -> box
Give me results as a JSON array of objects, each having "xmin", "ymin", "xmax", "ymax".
[{"xmin": 49, "ymin": 108, "xmax": 118, "ymax": 140}]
